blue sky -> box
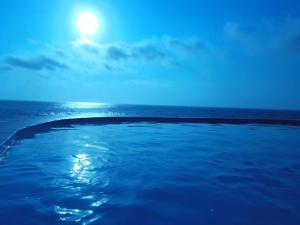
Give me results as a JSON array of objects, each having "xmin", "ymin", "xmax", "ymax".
[{"xmin": 0, "ymin": 0, "xmax": 300, "ymax": 109}]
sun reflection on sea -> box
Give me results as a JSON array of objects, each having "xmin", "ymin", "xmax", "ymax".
[
  {"xmin": 65, "ymin": 102, "xmax": 112, "ymax": 109},
  {"xmin": 60, "ymin": 101, "xmax": 121, "ymax": 118}
]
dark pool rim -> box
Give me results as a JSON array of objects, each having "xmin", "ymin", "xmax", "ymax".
[{"xmin": 1, "ymin": 116, "xmax": 300, "ymax": 154}]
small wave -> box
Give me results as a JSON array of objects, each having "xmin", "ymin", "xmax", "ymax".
[{"xmin": 54, "ymin": 205, "xmax": 93, "ymax": 222}]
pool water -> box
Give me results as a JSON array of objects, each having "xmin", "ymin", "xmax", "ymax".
[{"xmin": 0, "ymin": 123, "xmax": 300, "ymax": 225}]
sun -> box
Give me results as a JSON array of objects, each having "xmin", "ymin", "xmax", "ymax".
[{"xmin": 76, "ymin": 11, "xmax": 99, "ymax": 36}]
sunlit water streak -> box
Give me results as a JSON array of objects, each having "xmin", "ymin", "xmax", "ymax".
[{"xmin": 0, "ymin": 123, "xmax": 300, "ymax": 224}]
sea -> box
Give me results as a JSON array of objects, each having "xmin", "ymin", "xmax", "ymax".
[{"xmin": 0, "ymin": 100, "xmax": 300, "ymax": 225}]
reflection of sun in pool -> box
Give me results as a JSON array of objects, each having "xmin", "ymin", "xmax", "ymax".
[
  {"xmin": 71, "ymin": 154, "xmax": 91, "ymax": 183},
  {"xmin": 73, "ymin": 154, "xmax": 90, "ymax": 173},
  {"xmin": 76, "ymin": 11, "xmax": 99, "ymax": 36},
  {"xmin": 70, "ymin": 142, "xmax": 111, "ymax": 186}
]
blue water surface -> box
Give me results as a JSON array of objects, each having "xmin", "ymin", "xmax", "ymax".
[{"xmin": 0, "ymin": 122, "xmax": 300, "ymax": 225}]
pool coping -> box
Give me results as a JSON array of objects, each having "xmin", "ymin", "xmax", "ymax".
[{"xmin": 1, "ymin": 116, "xmax": 300, "ymax": 154}]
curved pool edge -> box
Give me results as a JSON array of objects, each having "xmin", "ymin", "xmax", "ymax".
[{"xmin": 1, "ymin": 116, "xmax": 300, "ymax": 154}]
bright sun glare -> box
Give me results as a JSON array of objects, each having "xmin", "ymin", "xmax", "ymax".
[{"xmin": 76, "ymin": 11, "xmax": 99, "ymax": 36}]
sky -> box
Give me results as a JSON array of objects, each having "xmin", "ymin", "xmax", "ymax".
[{"xmin": 0, "ymin": 0, "xmax": 300, "ymax": 109}]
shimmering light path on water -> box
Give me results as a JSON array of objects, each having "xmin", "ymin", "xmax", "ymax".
[{"xmin": 0, "ymin": 123, "xmax": 300, "ymax": 225}]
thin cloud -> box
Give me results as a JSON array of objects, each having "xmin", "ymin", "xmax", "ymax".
[
  {"xmin": 104, "ymin": 64, "xmax": 114, "ymax": 71},
  {"xmin": 132, "ymin": 45, "xmax": 166, "ymax": 60},
  {"xmin": 287, "ymin": 35, "xmax": 300, "ymax": 53},
  {"xmin": 106, "ymin": 44, "xmax": 166, "ymax": 61},
  {"xmin": 5, "ymin": 55, "xmax": 70, "ymax": 71},
  {"xmin": 224, "ymin": 22, "xmax": 257, "ymax": 42},
  {"xmin": 0, "ymin": 66, "xmax": 12, "ymax": 71},
  {"xmin": 224, "ymin": 18, "xmax": 300, "ymax": 55},
  {"xmin": 79, "ymin": 43, "xmax": 100, "ymax": 55},
  {"xmin": 74, "ymin": 38, "xmax": 194, "ymax": 64},
  {"xmin": 2, "ymin": 35, "xmax": 207, "ymax": 75},
  {"xmin": 169, "ymin": 39, "xmax": 205, "ymax": 52},
  {"xmin": 106, "ymin": 46, "xmax": 130, "ymax": 61}
]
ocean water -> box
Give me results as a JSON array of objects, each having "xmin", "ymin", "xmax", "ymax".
[{"xmin": 0, "ymin": 101, "xmax": 300, "ymax": 225}]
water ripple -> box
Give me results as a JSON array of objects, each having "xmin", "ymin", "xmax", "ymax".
[{"xmin": 54, "ymin": 205, "xmax": 93, "ymax": 222}]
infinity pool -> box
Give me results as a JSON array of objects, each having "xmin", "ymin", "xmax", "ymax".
[{"xmin": 0, "ymin": 123, "xmax": 300, "ymax": 225}]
